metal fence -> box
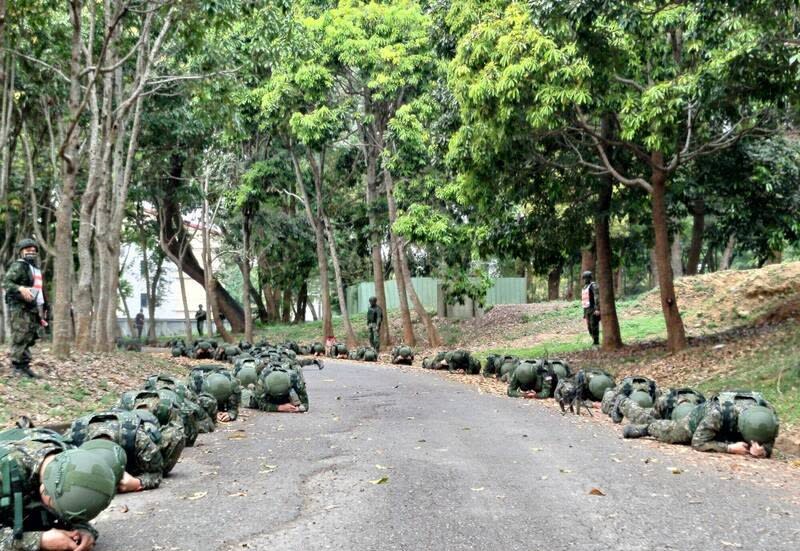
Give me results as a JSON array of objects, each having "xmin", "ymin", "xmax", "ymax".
[{"xmin": 346, "ymin": 277, "xmax": 526, "ymax": 315}]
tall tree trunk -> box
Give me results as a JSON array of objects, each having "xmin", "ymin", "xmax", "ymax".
[
  {"xmin": 650, "ymin": 153, "xmax": 688, "ymax": 353},
  {"xmin": 324, "ymin": 218, "xmax": 357, "ymax": 348},
  {"xmin": 595, "ymin": 174, "xmax": 623, "ymax": 349},
  {"xmin": 281, "ymin": 289, "xmax": 292, "ymax": 324},
  {"xmin": 720, "ymin": 235, "xmax": 736, "ymax": 271},
  {"xmin": 365, "ymin": 156, "xmax": 390, "ymax": 348},
  {"xmin": 308, "ymin": 298, "xmax": 318, "ymax": 322},
  {"xmin": 242, "ymin": 214, "xmax": 253, "ymax": 342},
  {"xmin": 670, "ymin": 228, "xmax": 684, "ymax": 278},
  {"xmin": 614, "ymin": 267, "xmax": 624, "ymax": 298},
  {"xmin": 399, "ymin": 239, "xmax": 442, "ymax": 347},
  {"xmin": 384, "ymin": 171, "xmax": 415, "ymax": 347},
  {"xmin": 53, "ymin": 0, "xmax": 85, "ymax": 358},
  {"xmin": 547, "ymin": 265, "xmax": 561, "ymax": 300},
  {"xmin": 176, "ymin": 258, "xmax": 192, "ymax": 342},
  {"xmin": 294, "ymin": 281, "xmax": 308, "ymax": 324},
  {"xmin": 649, "ymin": 247, "xmax": 658, "ymax": 289},
  {"xmin": 685, "ymin": 198, "xmax": 705, "ymax": 276}
]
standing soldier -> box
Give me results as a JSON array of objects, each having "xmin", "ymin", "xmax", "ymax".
[
  {"xmin": 3, "ymin": 239, "xmax": 48, "ymax": 378},
  {"xmin": 366, "ymin": 296, "xmax": 383, "ymax": 352},
  {"xmin": 581, "ymin": 270, "xmax": 600, "ymax": 346},
  {"xmin": 135, "ymin": 310, "xmax": 145, "ymax": 340},
  {"xmin": 195, "ymin": 304, "xmax": 206, "ymax": 336}
]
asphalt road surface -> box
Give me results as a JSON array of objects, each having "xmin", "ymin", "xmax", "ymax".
[{"xmin": 94, "ymin": 360, "xmax": 800, "ymax": 551}]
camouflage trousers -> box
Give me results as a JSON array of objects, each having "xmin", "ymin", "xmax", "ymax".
[
  {"xmin": 160, "ymin": 424, "xmax": 186, "ymax": 475},
  {"xmin": 585, "ymin": 310, "xmax": 600, "ymax": 345},
  {"xmin": 644, "ymin": 415, "xmax": 694, "ymax": 445},
  {"xmin": 368, "ymin": 323, "xmax": 380, "ymax": 352},
  {"xmin": 619, "ymin": 398, "xmax": 658, "ymax": 425},
  {"xmin": 8, "ymin": 308, "xmax": 39, "ymax": 366}
]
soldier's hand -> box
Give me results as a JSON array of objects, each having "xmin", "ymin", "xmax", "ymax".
[
  {"xmin": 727, "ymin": 441, "xmax": 750, "ymax": 455},
  {"xmin": 118, "ymin": 472, "xmax": 144, "ymax": 492},
  {"xmin": 217, "ymin": 412, "xmax": 231, "ymax": 422},
  {"xmin": 74, "ymin": 530, "xmax": 96, "ymax": 551},
  {"xmin": 40, "ymin": 529, "xmax": 79, "ymax": 550},
  {"xmin": 522, "ymin": 391, "xmax": 537, "ymax": 399},
  {"xmin": 749, "ymin": 441, "xmax": 767, "ymax": 458},
  {"xmin": 277, "ymin": 403, "xmax": 300, "ymax": 413},
  {"xmin": 19, "ymin": 286, "xmax": 34, "ymax": 302}
]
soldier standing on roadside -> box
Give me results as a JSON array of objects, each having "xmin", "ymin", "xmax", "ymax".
[
  {"xmin": 195, "ymin": 304, "xmax": 206, "ymax": 336},
  {"xmin": 135, "ymin": 310, "xmax": 145, "ymax": 340},
  {"xmin": 581, "ymin": 270, "xmax": 600, "ymax": 346},
  {"xmin": 366, "ymin": 296, "xmax": 383, "ymax": 352},
  {"xmin": 3, "ymin": 239, "xmax": 48, "ymax": 378}
]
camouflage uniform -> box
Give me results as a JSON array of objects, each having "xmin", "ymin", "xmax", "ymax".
[
  {"xmin": 142, "ymin": 375, "xmax": 213, "ymax": 436},
  {"xmin": 1, "ymin": 430, "xmax": 97, "ymax": 550},
  {"xmin": 507, "ymin": 362, "xmax": 557, "ymax": 399},
  {"xmin": 581, "ymin": 274, "xmax": 600, "ymax": 346},
  {"xmin": 629, "ymin": 398, "xmax": 777, "ymax": 457},
  {"xmin": 117, "ymin": 393, "xmax": 186, "ymax": 473},
  {"xmin": 2, "ymin": 260, "xmax": 41, "ymax": 373},
  {"xmin": 366, "ymin": 300, "xmax": 383, "ymax": 352},
  {"xmin": 252, "ymin": 367, "xmax": 309, "ymax": 412},
  {"xmin": 186, "ymin": 367, "xmax": 242, "ymax": 421},
  {"xmin": 64, "ymin": 411, "xmax": 166, "ymax": 490}
]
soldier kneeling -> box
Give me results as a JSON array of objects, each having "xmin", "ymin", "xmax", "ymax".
[{"xmin": 391, "ymin": 345, "xmax": 414, "ymax": 365}]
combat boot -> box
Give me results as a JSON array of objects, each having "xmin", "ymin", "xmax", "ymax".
[
  {"xmin": 623, "ymin": 424, "xmax": 649, "ymax": 439},
  {"xmin": 12, "ymin": 362, "xmax": 39, "ymax": 378}
]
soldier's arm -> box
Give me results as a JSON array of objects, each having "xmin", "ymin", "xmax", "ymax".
[
  {"xmin": 691, "ymin": 408, "xmax": 729, "ymax": 454},
  {"xmin": 297, "ymin": 386, "xmax": 309, "ymax": 412},
  {"xmin": 227, "ymin": 391, "xmax": 240, "ymax": 421},
  {"xmin": 593, "ymin": 282, "xmax": 600, "ymax": 310},
  {"xmin": 2, "ymin": 263, "xmax": 26, "ymax": 299},
  {"xmin": 135, "ymin": 434, "xmax": 165, "ymax": 489},
  {"xmin": 507, "ymin": 375, "xmax": 522, "ymax": 398},
  {"xmin": 1, "ymin": 528, "xmax": 43, "ymax": 551}
]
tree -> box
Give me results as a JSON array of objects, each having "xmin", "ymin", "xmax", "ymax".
[{"xmin": 447, "ymin": 0, "xmax": 797, "ymax": 352}]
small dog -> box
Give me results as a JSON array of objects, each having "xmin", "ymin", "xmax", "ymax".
[{"xmin": 554, "ymin": 370, "xmax": 594, "ymax": 416}]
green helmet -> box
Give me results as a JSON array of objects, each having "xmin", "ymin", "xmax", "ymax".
[
  {"xmin": 671, "ymin": 402, "xmax": 697, "ymax": 422},
  {"xmin": 236, "ymin": 366, "xmax": 258, "ymax": 388},
  {"xmin": 16, "ymin": 238, "xmax": 38, "ymax": 254},
  {"xmin": 515, "ymin": 361, "xmax": 537, "ymax": 386},
  {"xmin": 265, "ymin": 370, "xmax": 292, "ymax": 398},
  {"xmin": 203, "ymin": 373, "xmax": 233, "ymax": 402},
  {"xmin": 42, "ymin": 449, "xmax": 117, "ymax": 522},
  {"xmin": 364, "ymin": 348, "xmax": 378, "ymax": 361},
  {"xmin": 157, "ymin": 388, "xmax": 181, "ymax": 404},
  {"xmin": 588, "ymin": 373, "xmax": 614, "ymax": 401},
  {"xmin": 79, "ymin": 439, "xmax": 127, "ymax": 485},
  {"xmin": 630, "ymin": 390, "xmax": 654, "ymax": 408},
  {"xmin": 499, "ymin": 357, "xmax": 518, "ymax": 379},
  {"xmin": 738, "ymin": 405, "xmax": 779, "ymax": 445},
  {"xmin": 398, "ymin": 345, "xmax": 413, "ymax": 357}
]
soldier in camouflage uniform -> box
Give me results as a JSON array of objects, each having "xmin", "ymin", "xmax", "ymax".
[
  {"xmin": 192, "ymin": 340, "xmax": 215, "ymax": 360},
  {"xmin": 251, "ymin": 366, "xmax": 309, "ymax": 413},
  {"xmin": 64, "ymin": 410, "xmax": 170, "ymax": 492},
  {"xmin": 2, "ymin": 239, "xmax": 48, "ymax": 378},
  {"xmin": 391, "ymin": 345, "xmax": 414, "ymax": 365},
  {"xmin": 507, "ymin": 360, "xmax": 557, "ymax": 399},
  {"xmin": 117, "ymin": 390, "xmax": 187, "ymax": 473},
  {"xmin": 613, "ymin": 387, "xmax": 705, "ymax": 425},
  {"xmin": 0, "ymin": 429, "xmax": 118, "ymax": 551},
  {"xmin": 142, "ymin": 375, "xmax": 212, "ymax": 438},
  {"xmin": 366, "ymin": 297, "xmax": 383, "ymax": 352},
  {"xmin": 600, "ymin": 376, "xmax": 659, "ymax": 422},
  {"xmin": 186, "ymin": 366, "xmax": 241, "ymax": 423},
  {"xmin": 622, "ymin": 391, "xmax": 779, "ymax": 458}
]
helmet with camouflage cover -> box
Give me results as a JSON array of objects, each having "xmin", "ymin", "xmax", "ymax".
[
  {"xmin": 16, "ymin": 238, "xmax": 39, "ymax": 254},
  {"xmin": 738, "ymin": 405, "xmax": 779, "ymax": 445},
  {"xmin": 79, "ymin": 439, "xmax": 127, "ymax": 485},
  {"xmin": 239, "ymin": 340, "xmax": 252, "ymax": 351},
  {"xmin": 363, "ymin": 348, "xmax": 378, "ymax": 362},
  {"xmin": 629, "ymin": 390, "xmax": 654, "ymax": 408},
  {"xmin": 397, "ymin": 345, "xmax": 413, "ymax": 358},
  {"xmin": 671, "ymin": 402, "xmax": 697, "ymax": 422},
  {"xmin": 203, "ymin": 372, "xmax": 233, "ymax": 402},
  {"xmin": 587, "ymin": 371, "xmax": 614, "ymax": 401},
  {"xmin": 498, "ymin": 356, "xmax": 518, "ymax": 380},
  {"xmin": 582, "ymin": 271, "xmax": 592, "ymax": 280},
  {"xmin": 42, "ymin": 449, "xmax": 117, "ymax": 522},
  {"xmin": 236, "ymin": 365, "xmax": 258, "ymax": 388},
  {"xmin": 264, "ymin": 370, "xmax": 292, "ymax": 398},
  {"xmin": 312, "ymin": 342, "xmax": 325, "ymax": 355},
  {"xmin": 118, "ymin": 390, "xmax": 173, "ymax": 426}
]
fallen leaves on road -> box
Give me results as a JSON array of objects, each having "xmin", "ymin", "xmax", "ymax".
[
  {"xmin": 471, "ymin": 487, "xmax": 485, "ymax": 492},
  {"xmin": 588, "ymin": 488, "xmax": 606, "ymax": 496},
  {"xmin": 370, "ymin": 477, "xmax": 389, "ymax": 485},
  {"xmin": 183, "ymin": 492, "xmax": 207, "ymax": 501},
  {"xmin": 559, "ymin": 468, "xmax": 573, "ymax": 474},
  {"xmin": 669, "ymin": 467, "xmax": 685, "ymax": 475}
]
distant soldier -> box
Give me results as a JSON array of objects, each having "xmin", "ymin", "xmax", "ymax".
[
  {"xmin": 366, "ymin": 296, "xmax": 383, "ymax": 352},
  {"xmin": 581, "ymin": 270, "xmax": 600, "ymax": 346},
  {"xmin": 195, "ymin": 304, "xmax": 207, "ymax": 336},
  {"xmin": 3, "ymin": 239, "xmax": 48, "ymax": 377},
  {"xmin": 134, "ymin": 310, "xmax": 145, "ymax": 340}
]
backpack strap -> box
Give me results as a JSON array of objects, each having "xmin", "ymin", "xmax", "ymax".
[{"xmin": 0, "ymin": 447, "xmax": 25, "ymax": 540}]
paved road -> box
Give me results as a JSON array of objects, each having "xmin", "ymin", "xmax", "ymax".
[{"xmin": 94, "ymin": 360, "xmax": 800, "ymax": 551}]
